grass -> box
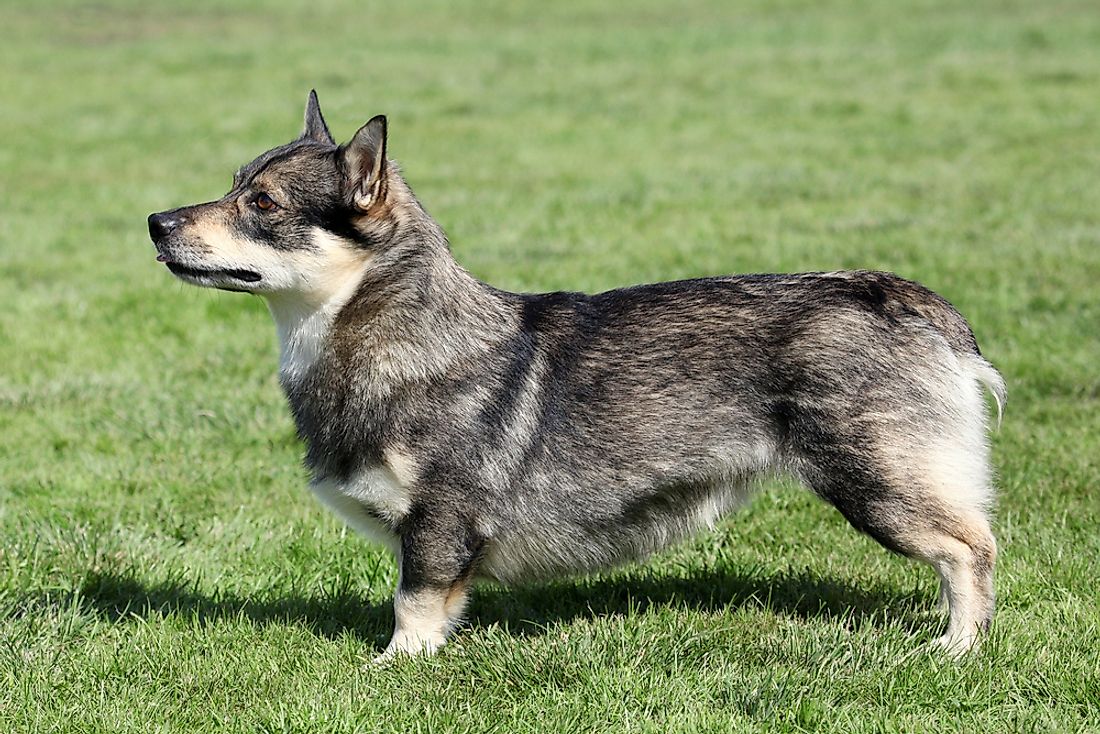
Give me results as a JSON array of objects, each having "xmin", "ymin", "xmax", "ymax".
[{"xmin": 2, "ymin": 0, "xmax": 1099, "ymax": 731}]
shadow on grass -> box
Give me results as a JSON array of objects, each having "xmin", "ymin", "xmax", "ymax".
[
  {"xmin": 469, "ymin": 567, "xmax": 931, "ymax": 638},
  {"xmin": 31, "ymin": 564, "xmax": 931, "ymax": 651}
]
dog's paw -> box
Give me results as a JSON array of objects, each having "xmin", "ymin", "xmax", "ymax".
[
  {"xmin": 933, "ymin": 631, "xmax": 977, "ymax": 659},
  {"xmin": 369, "ymin": 629, "xmax": 446, "ymax": 665}
]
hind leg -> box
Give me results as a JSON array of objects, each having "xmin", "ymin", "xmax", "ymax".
[
  {"xmin": 897, "ymin": 511, "xmax": 996, "ymax": 655},
  {"xmin": 888, "ymin": 436, "xmax": 997, "ymax": 654},
  {"xmin": 801, "ymin": 448, "xmax": 996, "ymax": 656}
]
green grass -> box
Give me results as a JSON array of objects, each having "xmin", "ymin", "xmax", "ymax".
[{"xmin": 2, "ymin": 0, "xmax": 1099, "ymax": 731}]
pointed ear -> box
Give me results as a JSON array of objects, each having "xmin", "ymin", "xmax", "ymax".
[
  {"xmin": 340, "ymin": 115, "xmax": 388, "ymax": 212},
  {"xmin": 300, "ymin": 89, "xmax": 334, "ymax": 145}
]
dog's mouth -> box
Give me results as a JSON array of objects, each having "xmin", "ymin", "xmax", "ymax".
[{"xmin": 164, "ymin": 261, "xmax": 262, "ymax": 284}]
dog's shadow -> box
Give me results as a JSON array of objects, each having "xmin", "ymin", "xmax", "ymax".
[{"xmin": 63, "ymin": 564, "xmax": 931, "ymax": 651}]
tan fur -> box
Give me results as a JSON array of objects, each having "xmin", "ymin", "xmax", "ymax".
[
  {"xmin": 384, "ymin": 448, "xmax": 420, "ymax": 488},
  {"xmin": 377, "ymin": 580, "xmax": 470, "ymax": 661},
  {"xmin": 892, "ymin": 514, "xmax": 996, "ymax": 656}
]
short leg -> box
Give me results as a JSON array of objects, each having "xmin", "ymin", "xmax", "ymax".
[
  {"xmin": 858, "ymin": 504, "xmax": 995, "ymax": 656},
  {"xmin": 375, "ymin": 580, "xmax": 471, "ymax": 661},
  {"xmin": 925, "ymin": 517, "xmax": 996, "ymax": 656},
  {"xmin": 374, "ymin": 516, "xmax": 482, "ymax": 662},
  {"xmin": 802, "ymin": 452, "xmax": 996, "ymax": 657}
]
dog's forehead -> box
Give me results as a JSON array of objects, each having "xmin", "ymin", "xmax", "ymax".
[{"xmin": 235, "ymin": 140, "xmax": 334, "ymax": 185}]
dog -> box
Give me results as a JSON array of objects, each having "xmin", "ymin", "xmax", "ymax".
[{"xmin": 147, "ymin": 91, "xmax": 1005, "ymax": 660}]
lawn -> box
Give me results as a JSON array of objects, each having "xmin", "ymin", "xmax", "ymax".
[{"xmin": 2, "ymin": 0, "xmax": 1098, "ymax": 731}]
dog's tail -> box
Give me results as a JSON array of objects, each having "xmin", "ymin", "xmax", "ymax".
[
  {"xmin": 895, "ymin": 278, "xmax": 1006, "ymax": 427},
  {"xmin": 961, "ymin": 353, "xmax": 1007, "ymax": 428}
]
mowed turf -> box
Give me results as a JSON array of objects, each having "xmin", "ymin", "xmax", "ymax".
[{"xmin": 2, "ymin": 1, "xmax": 1098, "ymax": 731}]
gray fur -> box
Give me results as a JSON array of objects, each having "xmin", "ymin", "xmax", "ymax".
[{"xmin": 148, "ymin": 92, "xmax": 1005, "ymax": 659}]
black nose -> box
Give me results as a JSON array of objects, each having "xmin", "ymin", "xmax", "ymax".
[{"xmin": 148, "ymin": 211, "xmax": 181, "ymax": 241}]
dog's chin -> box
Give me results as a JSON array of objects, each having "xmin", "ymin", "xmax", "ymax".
[{"xmin": 165, "ymin": 262, "xmax": 262, "ymax": 293}]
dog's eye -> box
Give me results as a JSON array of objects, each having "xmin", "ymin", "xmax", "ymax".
[{"xmin": 254, "ymin": 192, "xmax": 277, "ymax": 211}]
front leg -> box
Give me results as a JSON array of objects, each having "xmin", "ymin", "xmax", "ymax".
[{"xmin": 375, "ymin": 515, "xmax": 483, "ymax": 661}]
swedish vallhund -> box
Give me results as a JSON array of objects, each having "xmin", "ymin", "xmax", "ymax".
[{"xmin": 148, "ymin": 91, "xmax": 1005, "ymax": 661}]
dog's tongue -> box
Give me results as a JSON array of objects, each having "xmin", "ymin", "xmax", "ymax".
[{"xmin": 156, "ymin": 254, "xmax": 169, "ymax": 262}]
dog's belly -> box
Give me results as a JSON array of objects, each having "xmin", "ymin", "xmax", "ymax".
[
  {"xmin": 477, "ymin": 477, "xmax": 757, "ymax": 584},
  {"xmin": 308, "ymin": 456, "xmax": 763, "ymax": 585}
]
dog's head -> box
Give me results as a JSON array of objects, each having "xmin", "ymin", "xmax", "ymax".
[{"xmin": 148, "ymin": 91, "xmax": 400, "ymax": 300}]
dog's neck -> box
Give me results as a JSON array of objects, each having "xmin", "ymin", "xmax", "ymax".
[
  {"xmin": 264, "ymin": 264, "xmax": 367, "ymax": 388},
  {"xmin": 264, "ymin": 220, "xmax": 515, "ymax": 399}
]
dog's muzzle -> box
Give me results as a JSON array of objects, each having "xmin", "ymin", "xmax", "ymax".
[{"xmin": 147, "ymin": 210, "xmax": 188, "ymax": 242}]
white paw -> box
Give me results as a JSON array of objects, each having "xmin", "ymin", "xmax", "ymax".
[
  {"xmin": 934, "ymin": 630, "xmax": 977, "ymax": 658},
  {"xmin": 370, "ymin": 629, "xmax": 446, "ymax": 665}
]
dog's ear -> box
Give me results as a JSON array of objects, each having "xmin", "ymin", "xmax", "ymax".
[
  {"xmin": 339, "ymin": 115, "xmax": 388, "ymax": 212},
  {"xmin": 300, "ymin": 89, "xmax": 334, "ymax": 145}
]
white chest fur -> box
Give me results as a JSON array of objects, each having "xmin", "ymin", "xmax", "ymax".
[
  {"xmin": 309, "ymin": 465, "xmax": 411, "ymax": 556},
  {"xmin": 263, "ymin": 228, "xmax": 374, "ymax": 385}
]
